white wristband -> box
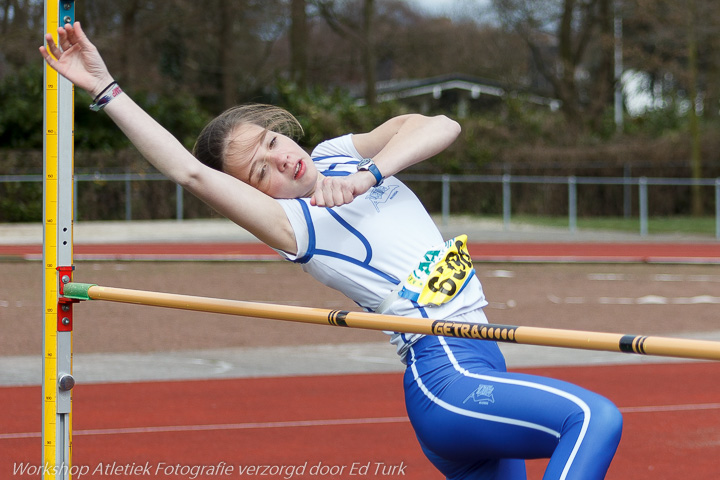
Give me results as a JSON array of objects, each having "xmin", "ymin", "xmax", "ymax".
[{"xmin": 89, "ymin": 83, "xmax": 122, "ymax": 112}]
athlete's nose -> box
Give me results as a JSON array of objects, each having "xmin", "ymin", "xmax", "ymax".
[{"xmin": 269, "ymin": 151, "xmax": 289, "ymax": 171}]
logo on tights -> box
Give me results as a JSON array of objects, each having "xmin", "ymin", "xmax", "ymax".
[{"xmin": 463, "ymin": 384, "xmax": 495, "ymax": 405}]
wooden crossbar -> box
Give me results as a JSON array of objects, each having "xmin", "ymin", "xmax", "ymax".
[{"xmin": 63, "ymin": 283, "xmax": 720, "ymax": 361}]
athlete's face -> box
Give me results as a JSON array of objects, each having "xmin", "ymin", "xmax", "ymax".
[{"xmin": 223, "ymin": 123, "xmax": 318, "ymax": 199}]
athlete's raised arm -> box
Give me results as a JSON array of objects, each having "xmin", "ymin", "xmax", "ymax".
[
  {"xmin": 353, "ymin": 113, "xmax": 461, "ymax": 175},
  {"xmin": 311, "ymin": 114, "xmax": 461, "ymax": 207},
  {"xmin": 39, "ymin": 22, "xmax": 296, "ymax": 254}
]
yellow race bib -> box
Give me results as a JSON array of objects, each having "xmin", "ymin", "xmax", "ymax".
[{"xmin": 399, "ymin": 235, "xmax": 475, "ymax": 307}]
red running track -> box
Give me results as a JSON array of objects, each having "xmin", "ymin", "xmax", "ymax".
[
  {"xmin": 1, "ymin": 241, "xmax": 719, "ymax": 262},
  {"xmin": 2, "ymin": 362, "xmax": 719, "ymax": 479}
]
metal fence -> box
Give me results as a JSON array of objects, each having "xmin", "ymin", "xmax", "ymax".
[
  {"xmin": 401, "ymin": 173, "xmax": 720, "ymax": 239},
  {"xmin": 2, "ymin": 173, "xmax": 719, "ymax": 239}
]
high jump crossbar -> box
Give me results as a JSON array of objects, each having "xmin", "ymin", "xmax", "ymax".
[{"xmin": 63, "ymin": 283, "xmax": 720, "ymax": 362}]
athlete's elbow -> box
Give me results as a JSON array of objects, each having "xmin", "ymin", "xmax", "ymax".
[
  {"xmin": 176, "ymin": 161, "xmax": 205, "ymax": 190},
  {"xmin": 434, "ymin": 115, "xmax": 461, "ymax": 143},
  {"xmin": 444, "ymin": 115, "xmax": 461, "ymax": 135}
]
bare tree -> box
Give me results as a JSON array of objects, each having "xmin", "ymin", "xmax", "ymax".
[
  {"xmin": 493, "ymin": 0, "xmax": 615, "ymax": 131},
  {"xmin": 623, "ymin": 0, "xmax": 720, "ymax": 214},
  {"xmin": 313, "ymin": 0, "xmax": 377, "ymax": 105},
  {"xmin": 686, "ymin": 0, "xmax": 702, "ymax": 215},
  {"xmin": 361, "ymin": 0, "xmax": 376, "ymax": 105},
  {"xmin": 219, "ymin": 0, "xmax": 238, "ymax": 108},
  {"xmin": 0, "ymin": 0, "xmax": 44, "ymax": 73},
  {"xmin": 118, "ymin": 0, "xmax": 142, "ymax": 85},
  {"xmin": 290, "ymin": 0, "xmax": 308, "ymax": 89}
]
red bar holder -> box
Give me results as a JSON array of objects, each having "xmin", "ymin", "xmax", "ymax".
[{"xmin": 56, "ymin": 265, "xmax": 78, "ymax": 332}]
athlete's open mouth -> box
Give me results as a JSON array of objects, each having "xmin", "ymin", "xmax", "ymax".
[{"xmin": 294, "ymin": 160, "xmax": 303, "ymax": 180}]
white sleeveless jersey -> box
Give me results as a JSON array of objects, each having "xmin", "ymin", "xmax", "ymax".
[{"xmin": 276, "ymin": 134, "xmax": 488, "ymax": 361}]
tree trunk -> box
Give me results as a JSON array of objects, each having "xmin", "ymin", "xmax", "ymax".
[
  {"xmin": 362, "ymin": 0, "xmax": 376, "ymax": 106},
  {"xmin": 290, "ymin": 0, "xmax": 308, "ymax": 89},
  {"xmin": 219, "ymin": 0, "xmax": 236, "ymax": 109},
  {"xmin": 687, "ymin": 0, "xmax": 703, "ymax": 216},
  {"xmin": 119, "ymin": 1, "xmax": 140, "ymax": 85}
]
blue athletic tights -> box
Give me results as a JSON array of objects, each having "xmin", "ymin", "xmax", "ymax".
[{"xmin": 404, "ymin": 336, "xmax": 623, "ymax": 480}]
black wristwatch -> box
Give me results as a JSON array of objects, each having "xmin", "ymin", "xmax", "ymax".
[{"xmin": 357, "ymin": 158, "xmax": 384, "ymax": 186}]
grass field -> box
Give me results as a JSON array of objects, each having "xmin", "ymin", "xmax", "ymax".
[{"xmin": 499, "ymin": 214, "xmax": 719, "ymax": 236}]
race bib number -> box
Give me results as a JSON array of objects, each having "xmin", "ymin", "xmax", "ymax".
[{"xmin": 399, "ymin": 235, "xmax": 475, "ymax": 307}]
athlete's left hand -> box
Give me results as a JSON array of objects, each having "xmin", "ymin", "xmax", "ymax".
[
  {"xmin": 39, "ymin": 22, "xmax": 115, "ymax": 98},
  {"xmin": 310, "ymin": 172, "xmax": 376, "ymax": 207}
]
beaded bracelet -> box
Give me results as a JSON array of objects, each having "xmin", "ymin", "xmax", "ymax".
[{"xmin": 89, "ymin": 82, "xmax": 123, "ymax": 111}]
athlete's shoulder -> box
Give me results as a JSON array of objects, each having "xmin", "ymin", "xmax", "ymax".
[
  {"xmin": 310, "ymin": 134, "xmax": 362, "ymax": 177},
  {"xmin": 311, "ymin": 134, "xmax": 361, "ymax": 162}
]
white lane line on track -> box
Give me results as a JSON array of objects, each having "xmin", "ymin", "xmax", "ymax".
[
  {"xmin": 0, "ymin": 416, "xmax": 410, "ymax": 440},
  {"xmin": 4, "ymin": 404, "xmax": 720, "ymax": 440},
  {"xmin": 588, "ymin": 273, "xmax": 720, "ymax": 282},
  {"xmin": 0, "ymin": 300, "xmax": 32, "ymax": 308},
  {"xmin": 486, "ymin": 270, "xmax": 516, "ymax": 278},
  {"xmin": 549, "ymin": 295, "xmax": 720, "ymax": 305},
  {"xmin": 619, "ymin": 403, "xmax": 720, "ymax": 413},
  {"xmin": 653, "ymin": 274, "xmax": 720, "ymax": 283},
  {"xmin": 587, "ymin": 273, "xmax": 633, "ymax": 281}
]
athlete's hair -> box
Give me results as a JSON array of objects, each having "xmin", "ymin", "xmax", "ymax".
[{"xmin": 192, "ymin": 103, "xmax": 304, "ymax": 173}]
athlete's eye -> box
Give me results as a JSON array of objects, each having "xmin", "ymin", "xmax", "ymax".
[{"xmin": 269, "ymin": 137, "xmax": 276, "ymax": 149}]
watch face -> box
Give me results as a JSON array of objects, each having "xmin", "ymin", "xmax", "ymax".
[{"xmin": 357, "ymin": 158, "xmax": 372, "ymax": 170}]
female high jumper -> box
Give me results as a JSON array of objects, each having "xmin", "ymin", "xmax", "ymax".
[{"xmin": 41, "ymin": 22, "xmax": 622, "ymax": 480}]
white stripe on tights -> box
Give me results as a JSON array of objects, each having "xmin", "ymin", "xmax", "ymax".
[
  {"xmin": 437, "ymin": 336, "xmax": 591, "ymax": 480},
  {"xmin": 409, "ymin": 346, "xmax": 561, "ymax": 438}
]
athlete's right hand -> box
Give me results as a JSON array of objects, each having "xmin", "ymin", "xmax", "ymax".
[
  {"xmin": 310, "ymin": 170, "xmax": 376, "ymax": 208},
  {"xmin": 39, "ymin": 21, "xmax": 115, "ymax": 98}
]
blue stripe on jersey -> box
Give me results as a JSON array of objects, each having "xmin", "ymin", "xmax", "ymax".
[
  {"xmin": 326, "ymin": 208, "xmax": 373, "ymax": 263},
  {"xmin": 288, "ymin": 200, "xmax": 399, "ymax": 285},
  {"xmin": 313, "ymin": 249, "xmax": 399, "ymax": 284},
  {"xmin": 321, "ymin": 170, "xmax": 351, "ymax": 177},
  {"xmin": 411, "ymin": 300, "xmax": 429, "ymax": 318},
  {"xmin": 455, "ymin": 269, "xmax": 476, "ymax": 297},
  {"xmin": 293, "ymin": 200, "xmax": 316, "ymax": 264},
  {"xmin": 313, "ymin": 154, "xmax": 359, "ymax": 177},
  {"xmin": 313, "ymin": 154, "xmax": 357, "ymax": 162}
]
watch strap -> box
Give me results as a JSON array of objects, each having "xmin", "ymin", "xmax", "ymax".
[
  {"xmin": 366, "ymin": 163, "xmax": 383, "ymax": 186},
  {"xmin": 358, "ymin": 158, "xmax": 384, "ymax": 186}
]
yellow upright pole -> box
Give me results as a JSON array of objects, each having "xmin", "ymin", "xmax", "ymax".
[{"xmin": 43, "ymin": 2, "xmax": 75, "ymax": 479}]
